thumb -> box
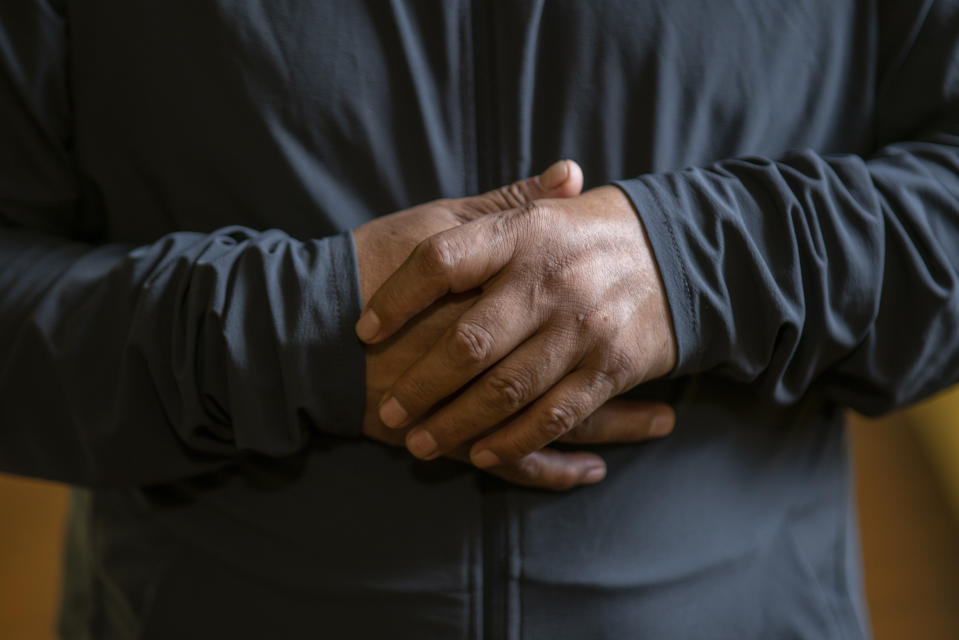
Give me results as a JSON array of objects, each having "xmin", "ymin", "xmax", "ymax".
[{"xmin": 455, "ymin": 159, "xmax": 584, "ymax": 220}]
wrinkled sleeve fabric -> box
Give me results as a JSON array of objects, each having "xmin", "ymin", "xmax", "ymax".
[
  {"xmin": 616, "ymin": 0, "xmax": 959, "ymax": 415},
  {"xmin": 0, "ymin": 2, "xmax": 366, "ymax": 486}
]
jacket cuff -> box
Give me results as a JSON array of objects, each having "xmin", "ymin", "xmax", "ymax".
[
  {"xmin": 306, "ymin": 229, "xmax": 367, "ymax": 438},
  {"xmin": 614, "ymin": 176, "xmax": 702, "ymax": 377}
]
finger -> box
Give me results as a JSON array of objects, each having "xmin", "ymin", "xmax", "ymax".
[
  {"xmin": 487, "ymin": 449, "xmax": 608, "ymax": 490},
  {"xmin": 356, "ymin": 211, "xmax": 517, "ymax": 344},
  {"xmin": 452, "ymin": 159, "xmax": 584, "ymax": 221},
  {"xmin": 354, "ymin": 161, "xmax": 581, "ymax": 344},
  {"xmin": 558, "ymin": 399, "xmax": 675, "ymax": 444},
  {"xmin": 398, "ymin": 328, "xmax": 574, "ymax": 455},
  {"xmin": 447, "ymin": 447, "xmax": 607, "ymax": 491},
  {"xmin": 396, "ymin": 328, "xmax": 579, "ymax": 464},
  {"xmin": 468, "ymin": 368, "xmax": 617, "ymax": 468},
  {"xmin": 379, "ymin": 285, "xmax": 546, "ymax": 429}
]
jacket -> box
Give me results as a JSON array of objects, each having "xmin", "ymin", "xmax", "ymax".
[{"xmin": 2, "ymin": 1, "xmax": 958, "ymax": 638}]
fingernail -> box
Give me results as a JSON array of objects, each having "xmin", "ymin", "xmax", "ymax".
[
  {"xmin": 540, "ymin": 160, "xmax": 569, "ymax": 190},
  {"xmin": 583, "ymin": 466, "xmax": 606, "ymax": 484},
  {"xmin": 471, "ymin": 449, "xmax": 501, "ymax": 469},
  {"xmin": 407, "ymin": 429, "xmax": 438, "ymax": 459},
  {"xmin": 650, "ymin": 413, "xmax": 674, "ymax": 437},
  {"xmin": 355, "ymin": 309, "xmax": 381, "ymax": 342},
  {"xmin": 379, "ymin": 396, "xmax": 408, "ymax": 428}
]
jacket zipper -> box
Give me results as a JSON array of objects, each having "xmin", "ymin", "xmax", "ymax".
[
  {"xmin": 469, "ymin": 3, "xmax": 510, "ymax": 639},
  {"xmin": 471, "ymin": 0, "xmax": 497, "ymax": 193}
]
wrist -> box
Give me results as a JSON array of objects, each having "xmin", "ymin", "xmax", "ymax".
[{"xmin": 591, "ymin": 184, "xmax": 678, "ymax": 378}]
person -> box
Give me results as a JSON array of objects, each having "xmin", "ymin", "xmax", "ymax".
[{"xmin": 1, "ymin": 1, "xmax": 958, "ymax": 638}]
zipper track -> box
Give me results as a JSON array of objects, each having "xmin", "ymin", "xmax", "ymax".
[
  {"xmin": 469, "ymin": 4, "xmax": 510, "ymax": 639},
  {"xmin": 482, "ymin": 489, "xmax": 508, "ymax": 640},
  {"xmin": 471, "ymin": 0, "xmax": 496, "ymax": 193}
]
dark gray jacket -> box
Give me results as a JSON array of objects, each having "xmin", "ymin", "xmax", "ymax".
[{"xmin": 2, "ymin": 1, "xmax": 958, "ymax": 638}]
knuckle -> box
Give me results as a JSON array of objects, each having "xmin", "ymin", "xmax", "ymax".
[
  {"xmin": 417, "ymin": 236, "xmax": 457, "ymax": 277},
  {"xmin": 579, "ymin": 310, "xmax": 610, "ymax": 337},
  {"xmin": 543, "ymin": 256, "xmax": 573, "ymax": 286},
  {"xmin": 443, "ymin": 199, "xmax": 483, "ymax": 223},
  {"xmin": 485, "ymin": 369, "xmax": 534, "ymax": 412},
  {"xmin": 540, "ymin": 404, "xmax": 579, "ymax": 441},
  {"xmin": 494, "ymin": 182, "xmax": 528, "ymax": 210},
  {"xmin": 516, "ymin": 456, "xmax": 541, "ymax": 482},
  {"xmin": 598, "ymin": 350, "xmax": 634, "ymax": 391},
  {"xmin": 579, "ymin": 308, "xmax": 629, "ymax": 347},
  {"xmin": 482, "ymin": 190, "xmax": 511, "ymax": 213},
  {"xmin": 447, "ymin": 322, "xmax": 495, "ymax": 366},
  {"xmin": 584, "ymin": 367, "xmax": 617, "ymax": 396},
  {"xmin": 390, "ymin": 373, "xmax": 430, "ymax": 409},
  {"xmin": 579, "ymin": 350, "xmax": 633, "ymax": 396}
]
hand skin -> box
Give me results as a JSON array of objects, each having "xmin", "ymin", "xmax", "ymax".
[
  {"xmin": 353, "ymin": 162, "xmax": 675, "ymax": 490},
  {"xmin": 356, "ymin": 170, "xmax": 678, "ymax": 471}
]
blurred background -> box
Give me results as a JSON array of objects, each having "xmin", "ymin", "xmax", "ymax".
[{"xmin": 1, "ymin": 392, "xmax": 958, "ymax": 639}]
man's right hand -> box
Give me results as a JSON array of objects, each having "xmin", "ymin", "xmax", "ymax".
[{"xmin": 353, "ymin": 162, "xmax": 675, "ymax": 490}]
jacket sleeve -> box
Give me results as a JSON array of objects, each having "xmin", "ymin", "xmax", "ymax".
[
  {"xmin": 0, "ymin": 2, "xmax": 366, "ymax": 486},
  {"xmin": 615, "ymin": 0, "xmax": 959, "ymax": 415}
]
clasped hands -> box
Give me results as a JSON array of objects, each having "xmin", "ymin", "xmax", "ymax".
[{"xmin": 353, "ymin": 161, "xmax": 677, "ymax": 490}]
